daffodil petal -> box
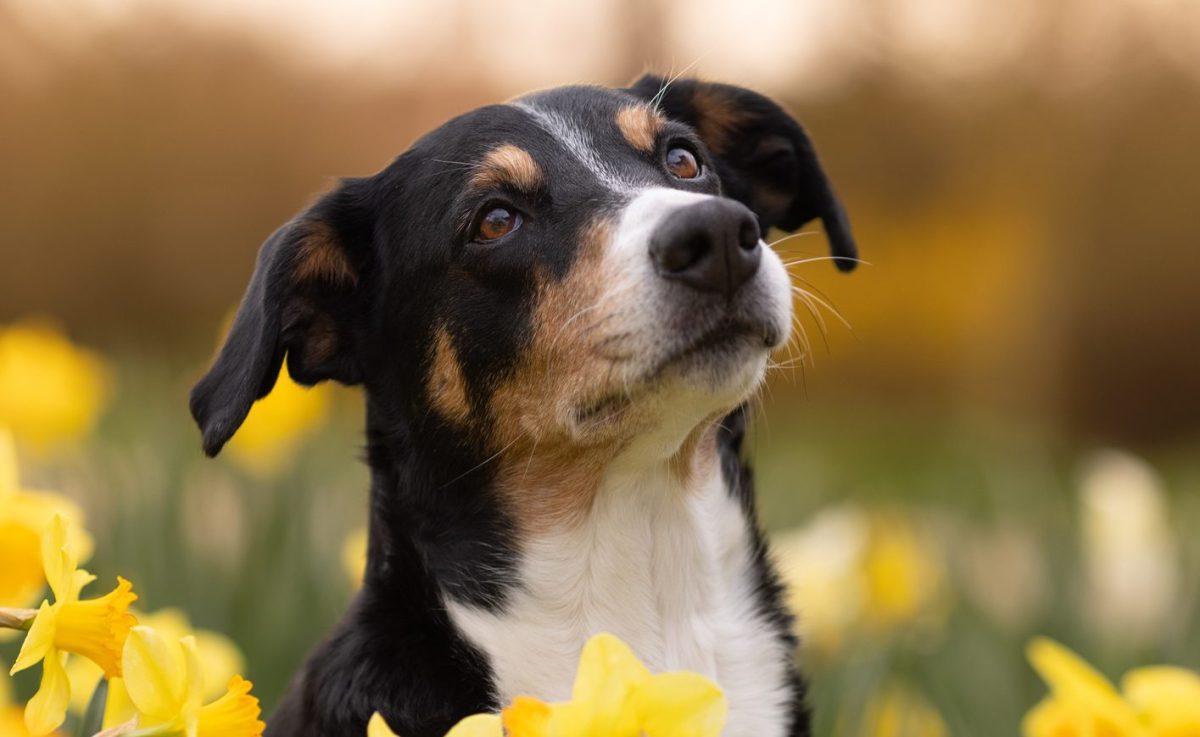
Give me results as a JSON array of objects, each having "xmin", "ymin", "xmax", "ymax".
[
  {"xmin": 367, "ymin": 712, "xmax": 400, "ymax": 737},
  {"xmin": 24, "ymin": 651, "xmax": 70, "ymax": 736},
  {"xmin": 11, "ymin": 601, "xmax": 56, "ymax": 674},
  {"xmin": 501, "ymin": 696, "xmax": 554, "ymax": 737},
  {"xmin": 444, "ymin": 713, "xmax": 503, "ymax": 737},
  {"xmin": 1025, "ymin": 637, "xmax": 1141, "ymax": 734},
  {"xmin": 122, "ymin": 626, "xmax": 187, "ymax": 721},
  {"xmin": 181, "ymin": 636, "xmax": 204, "ymax": 737},
  {"xmin": 40, "ymin": 516, "xmax": 74, "ymax": 603},
  {"xmin": 1121, "ymin": 666, "xmax": 1200, "ymax": 727},
  {"xmin": 103, "ymin": 677, "xmax": 139, "ymax": 731},
  {"xmin": 70, "ymin": 569, "xmax": 97, "ymax": 601},
  {"xmin": 572, "ymin": 633, "xmax": 652, "ymax": 700},
  {"xmin": 633, "ymin": 672, "xmax": 728, "ymax": 737}
]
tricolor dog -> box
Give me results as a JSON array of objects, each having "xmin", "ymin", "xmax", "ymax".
[{"xmin": 190, "ymin": 75, "xmax": 857, "ymax": 737}]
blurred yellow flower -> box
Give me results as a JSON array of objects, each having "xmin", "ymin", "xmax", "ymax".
[
  {"xmin": 856, "ymin": 684, "xmax": 948, "ymax": 737},
  {"xmin": 0, "ymin": 320, "xmax": 112, "ymax": 449},
  {"xmin": 0, "ymin": 429, "xmax": 93, "ymax": 609},
  {"xmin": 1079, "ymin": 450, "xmax": 1179, "ymax": 645},
  {"xmin": 66, "ymin": 607, "xmax": 246, "ymax": 715},
  {"xmin": 1122, "ymin": 666, "xmax": 1200, "ymax": 736},
  {"xmin": 105, "ymin": 625, "xmax": 264, "ymax": 737},
  {"xmin": 1023, "ymin": 637, "xmax": 1144, "ymax": 737},
  {"xmin": 774, "ymin": 506, "xmax": 947, "ymax": 655},
  {"xmin": 367, "ymin": 633, "xmax": 727, "ymax": 737},
  {"xmin": 225, "ymin": 363, "xmax": 330, "ymax": 476},
  {"xmin": 861, "ymin": 513, "xmax": 946, "ymax": 630},
  {"xmin": 343, "ymin": 527, "xmax": 368, "ymax": 588},
  {"xmin": 8, "ymin": 516, "xmax": 137, "ymax": 736},
  {"xmin": 2, "ymin": 659, "xmax": 56, "ymax": 737}
]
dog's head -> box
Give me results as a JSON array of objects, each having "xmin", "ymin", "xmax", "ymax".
[{"xmin": 191, "ymin": 77, "xmax": 855, "ymax": 490}]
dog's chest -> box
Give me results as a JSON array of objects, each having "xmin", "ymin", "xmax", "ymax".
[{"xmin": 446, "ymin": 466, "xmax": 794, "ymax": 737}]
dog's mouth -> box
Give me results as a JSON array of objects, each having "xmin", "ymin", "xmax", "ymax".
[
  {"xmin": 649, "ymin": 319, "xmax": 776, "ymax": 379},
  {"xmin": 571, "ymin": 319, "xmax": 775, "ymax": 431}
]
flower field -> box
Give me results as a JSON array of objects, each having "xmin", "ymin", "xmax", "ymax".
[{"xmin": 1, "ymin": 320, "xmax": 1198, "ymax": 737}]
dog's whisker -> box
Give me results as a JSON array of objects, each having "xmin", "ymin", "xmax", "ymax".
[
  {"xmin": 790, "ymin": 284, "xmax": 853, "ymax": 331},
  {"xmin": 439, "ymin": 437, "xmax": 520, "ymax": 489},
  {"xmin": 765, "ymin": 231, "xmax": 819, "ymax": 250},
  {"xmin": 781, "ymin": 254, "xmax": 873, "ymax": 268},
  {"xmin": 793, "ymin": 291, "xmax": 832, "ymax": 354}
]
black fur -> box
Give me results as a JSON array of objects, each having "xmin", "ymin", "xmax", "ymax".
[{"xmin": 189, "ymin": 79, "xmax": 854, "ymax": 737}]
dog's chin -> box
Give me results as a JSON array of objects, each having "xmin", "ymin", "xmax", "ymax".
[
  {"xmin": 652, "ymin": 320, "xmax": 777, "ymax": 390},
  {"xmin": 567, "ymin": 322, "xmax": 775, "ymax": 444}
]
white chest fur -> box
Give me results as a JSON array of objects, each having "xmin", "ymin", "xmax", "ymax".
[{"xmin": 445, "ymin": 460, "xmax": 794, "ymax": 737}]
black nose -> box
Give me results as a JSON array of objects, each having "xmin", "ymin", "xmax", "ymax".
[{"xmin": 649, "ymin": 198, "xmax": 762, "ymax": 299}]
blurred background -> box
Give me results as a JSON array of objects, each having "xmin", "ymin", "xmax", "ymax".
[{"xmin": 1, "ymin": 0, "xmax": 1198, "ymax": 735}]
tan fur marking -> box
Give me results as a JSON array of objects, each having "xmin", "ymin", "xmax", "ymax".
[
  {"xmin": 428, "ymin": 327, "xmax": 471, "ymax": 426},
  {"xmin": 489, "ymin": 217, "xmax": 632, "ymax": 532},
  {"xmin": 293, "ymin": 223, "xmax": 357, "ymax": 286},
  {"xmin": 616, "ymin": 105, "xmax": 665, "ymax": 154},
  {"xmin": 690, "ymin": 86, "xmax": 750, "ymax": 156},
  {"xmin": 470, "ymin": 144, "xmax": 543, "ymax": 193}
]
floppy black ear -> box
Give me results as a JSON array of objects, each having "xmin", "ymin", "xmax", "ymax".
[
  {"xmin": 189, "ymin": 180, "xmax": 373, "ymax": 457},
  {"xmin": 628, "ymin": 74, "xmax": 858, "ymax": 271}
]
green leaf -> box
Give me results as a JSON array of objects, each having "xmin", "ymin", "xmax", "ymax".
[{"xmin": 78, "ymin": 678, "xmax": 109, "ymax": 737}]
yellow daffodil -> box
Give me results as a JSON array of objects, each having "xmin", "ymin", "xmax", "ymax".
[
  {"xmin": 1122, "ymin": 666, "xmax": 1200, "ymax": 736},
  {"xmin": 2, "ymin": 662, "xmax": 65, "ymax": 737},
  {"xmin": 108, "ymin": 625, "xmax": 264, "ymax": 737},
  {"xmin": 0, "ymin": 429, "xmax": 93, "ymax": 609},
  {"xmin": 543, "ymin": 633, "xmax": 726, "ymax": 737},
  {"xmin": 1023, "ymin": 637, "xmax": 1144, "ymax": 737},
  {"xmin": 0, "ymin": 320, "xmax": 112, "ymax": 450},
  {"xmin": 67, "ymin": 607, "xmax": 246, "ymax": 715},
  {"xmin": 367, "ymin": 633, "xmax": 725, "ymax": 737},
  {"xmin": 861, "ymin": 513, "xmax": 946, "ymax": 630},
  {"xmin": 8, "ymin": 516, "xmax": 137, "ymax": 736},
  {"xmin": 225, "ymin": 363, "xmax": 330, "ymax": 477},
  {"xmin": 856, "ymin": 684, "xmax": 948, "ymax": 737},
  {"xmin": 367, "ymin": 711, "xmax": 501, "ymax": 737},
  {"xmin": 368, "ymin": 713, "xmax": 399, "ymax": 737},
  {"xmin": 774, "ymin": 506, "xmax": 947, "ymax": 655},
  {"xmin": 4, "ymin": 660, "xmax": 42, "ymax": 737}
]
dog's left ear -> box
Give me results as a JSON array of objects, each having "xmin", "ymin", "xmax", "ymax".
[
  {"xmin": 628, "ymin": 75, "xmax": 857, "ymax": 271},
  {"xmin": 190, "ymin": 179, "xmax": 373, "ymax": 457}
]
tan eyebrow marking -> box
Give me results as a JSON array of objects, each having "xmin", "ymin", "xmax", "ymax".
[
  {"xmin": 616, "ymin": 105, "xmax": 666, "ymax": 154},
  {"xmin": 469, "ymin": 144, "xmax": 543, "ymax": 193}
]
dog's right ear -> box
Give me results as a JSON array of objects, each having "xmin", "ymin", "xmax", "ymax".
[{"xmin": 190, "ymin": 179, "xmax": 373, "ymax": 457}]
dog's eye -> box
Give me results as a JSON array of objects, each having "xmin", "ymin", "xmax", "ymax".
[
  {"xmin": 474, "ymin": 206, "xmax": 522, "ymax": 242},
  {"xmin": 665, "ymin": 147, "xmax": 701, "ymax": 179}
]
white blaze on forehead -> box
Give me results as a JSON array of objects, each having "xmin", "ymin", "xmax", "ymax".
[{"xmin": 513, "ymin": 102, "xmax": 634, "ymax": 191}]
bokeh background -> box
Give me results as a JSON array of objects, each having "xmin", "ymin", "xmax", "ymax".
[{"xmin": 2, "ymin": 0, "xmax": 1199, "ymax": 735}]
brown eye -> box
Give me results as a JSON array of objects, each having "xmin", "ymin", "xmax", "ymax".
[
  {"xmin": 476, "ymin": 206, "xmax": 521, "ymax": 242},
  {"xmin": 665, "ymin": 147, "xmax": 701, "ymax": 179}
]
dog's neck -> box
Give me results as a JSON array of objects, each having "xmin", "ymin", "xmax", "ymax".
[{"xmin": 361, "ymin": 395, "xmax": 731, "ymax": 612}]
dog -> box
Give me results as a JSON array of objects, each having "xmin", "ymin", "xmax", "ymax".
[{"xmin": 189, "ymin": 75, "xmax": 857, "ymax": 737}]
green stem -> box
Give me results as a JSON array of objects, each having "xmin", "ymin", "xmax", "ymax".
[{"xmin": 0, "ymin": 606, "xmax": 36, "ymax": 630}]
